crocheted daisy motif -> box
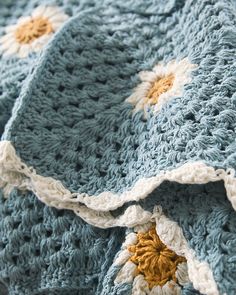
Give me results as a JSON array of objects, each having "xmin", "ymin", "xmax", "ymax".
[
  {"xmin": 0, "ymin": 6, "xmax": 69, "ymax": 58},
  {"xmin": 114, "ymin": 224, "xmax": 190, "ymax": 294},
  {"xmin": 126, "ymin": 58, "xmax": 197, "ymax": 116}
]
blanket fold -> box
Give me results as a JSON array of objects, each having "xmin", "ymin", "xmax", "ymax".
[{"xmin": 0, "ymin": 0, "xmax": 236, "ymax": 294}]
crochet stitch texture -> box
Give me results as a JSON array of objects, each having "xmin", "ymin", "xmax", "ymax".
[{"xmin": 0, "ymin": 0, "xmax": 236, "ymax": 294}]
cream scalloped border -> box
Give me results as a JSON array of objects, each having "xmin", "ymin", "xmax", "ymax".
[
  {"xmin": 0, "ymin": 140, "xmax": 154, "ymax": 228},
  {"xmin": 113, "ymin": 207, "xmax": 219, "ymax": 295},
  {"xmin": 0, "ymin": 141, "xmax": 227, "ymax": 294},
  {"xmin": 1, "ymin": 140, "xmax": 236, "ymax": 217}
]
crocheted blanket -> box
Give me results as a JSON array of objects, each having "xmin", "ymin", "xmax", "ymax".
[{"xmin": 0, "ymin": 0, "xmax": 236, "ymax": 294}]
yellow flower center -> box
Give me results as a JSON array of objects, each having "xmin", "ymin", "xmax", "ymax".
[
  {"xmin": 15, "ymin": 17, "xmax": 53, "ymax": 44},
  {"xmin": 146, "ymin": 74, "xmax": 174, "ymax": 105},
  {"xmin": 128, "ymin": 226, "xmax": 186, "ymax": 289}
]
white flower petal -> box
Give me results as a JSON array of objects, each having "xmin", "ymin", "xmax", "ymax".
[
  {"xmin": 134, "ymin": 222, "xmax": 152, "ymax": 233},
  {"xmin": 153, "ymin": 65, "xmax": 167, "ymax": 77},
  {"xmin": 2, "ymin": 50, "xmax": 12, "ymax": 58},
  {"xmin": 0, "ymin": 6, "xmax": 69, "ymax": 58},
  {"xmin": 113, "ymin": 249, "xmax": 132, "ymax": 266},
  {"xmin": 5, "ymin": 24, "xmax": 18, "ymax": 33},
  {"xmin": 51, "ymin": 21, "xmax": 64, "ymax": 31},
  {"xmin": 149, "ymin": 285, "xmax": 162, "ymax": 295},
  {"xmin": 17, "ymin": 44, "xmax": 31, "ymax": 58},
  {"xmin": 114, "ymin": 261, "xmax": 136, "ymax": 285},
  {"xmin": 155, "ymin": 215, "xmax": 188, "ymax": 256},
  {"xmin": 0, "ymin": 37, "xmax": 16, "ymax": 50},
  {"xmin": 32, "ymin": 6, "xmax": 47, "ymax": 18},
  {"xmin": 0, "ymin": 32, "xmax": 14, "ymax": 43},
  {"xmin": 49, "ymin": 14, "xmax": 69, "ymax": 23},
  {"xmin": 126, "ymin": 58, "xmax": 197, "ymax": 115},
  {"xmin": 123, "ymin": 232, "xmax": 137, "ymax": 248},
  {"xmin": 139, "ymin": 70, "xmax": 157, "ymax": 82},
  {"xmin": 132, "ymin": 275, "xmax": 149, "ymax": 295},
  {"xmin": 175, "ymin": 262, "xmax": 189, "ymax": 286},
  {"xmin": 43, "ymin": 6, "xmax": 62, "ymax": 18},
  {"xmin": 2, "ymin": 42, "xmax": 20, "ymax": 56},
  {"xmin": 31, "ymin": 42, "xmax": 44, "ymax": 52},
  {"xmin": 160, "ymin": 281, "xmax": 181, "ymax": 295},
  {"xmin": 126, "ymin": 82, "xmax": 150, "ymax": 104},
  {"xmin": 31, "ymin": 34, "xmax": 51, "ymax": 51},
  {"xmin": 17, "ymin": 16, "xmax": 32, "ymax": 25},
  {"xmin": 134, "ymin": 100, "xmax": 146, "ymax": 113}
]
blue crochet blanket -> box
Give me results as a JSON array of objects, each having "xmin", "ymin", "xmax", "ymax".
[{"xmin": 0, "ymin": 0, "xmax": 236, "ymax": 294}]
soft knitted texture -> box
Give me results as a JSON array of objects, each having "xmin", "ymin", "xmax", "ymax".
[
  {"xmin": 0, "ymin": 0, "xmax": 236, "ymax": 294},
  {"xmin": 0, "ymin": 0, "xmax": 97, "ymax": 135}
]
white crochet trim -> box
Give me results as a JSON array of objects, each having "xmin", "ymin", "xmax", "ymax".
[
  {"xmin": 0, "ymin": 142, "xmax": 220, "ymax": 294},
  {"xmin": 153, "ymin": 207, "xmax": 219, "ymax": 295},
  {"xmin": 77, "ymin": 204, "xmax": 153, "ymax": 229},
  {"xmin": 113, "ymin": 207, "xmax": 218, "ymax": 295},
  {"xmin": 0, "ymin": 140, "xmax": 153, "ymax": 228},
  {"xmin": 1, "ymin": 140, "xmax": 236, "ymax": 217}
]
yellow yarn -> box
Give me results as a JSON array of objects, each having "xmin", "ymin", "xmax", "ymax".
[
  {"xmin": 146, "ymin": 74, "xmax": 174, "ymax": 105},
  {"xmin": 128, "ymin": 226, "xmax": 186, "ymax": 289},
  {"xmin": 15, "ymin": 17, "xmax": 53, "ymax": 44}
]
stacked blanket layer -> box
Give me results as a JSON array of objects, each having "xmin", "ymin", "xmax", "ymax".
[{"xmin": 0, "ymin": 0, "xmax": 236, "ymax": 294}]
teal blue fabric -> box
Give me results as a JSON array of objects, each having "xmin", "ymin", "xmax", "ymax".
[
  {"xmin": 0, "ymin": 0, "xmax": 236, "ymax": 294},
  {"xmin": 0, "ymin": 190, "xmax": 125, "ymax": 295},
  {"xmin": 106, "ymin": 181, "xmax": 236, "ymax": 295},
  {"xmin": 3, "ymin": 1, "xmax": 236, "ymax": 196},
  {"xmin": 0, "ymin": 189, "xmax": 201, "ymax": 295},
  {"xmin": 142, "ymin": 181, "xmax": 236, "ymax": 295},
  {"xmin": 0, "ymin": 0, "xmax": 94, "ymax": 135}
]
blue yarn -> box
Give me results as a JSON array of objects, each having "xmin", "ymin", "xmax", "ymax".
[
  {"xmin": 0, "ymin": 190, "xmax": 125, "ymax": 295},
  {"xmin": 138, "ymin": 181, "xmax": 236, "ymax": 294},
  {"xmin": 0, "ymin": 0, "xmax": 96, "ymax": 136},
  {"xmin": 0, "ymin": 188, "xmax": 201, "ymax": 294},
  {"xmin": 0, "ymin": 0, "xmax": 236, "ymax": 294},
  {"xmin": 3, "ymin": 1, "xmax": 236, "ymax": 197},
  {"xmin": 0, "ymin": 281, "xmax": 8, "ymax": 295}
]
